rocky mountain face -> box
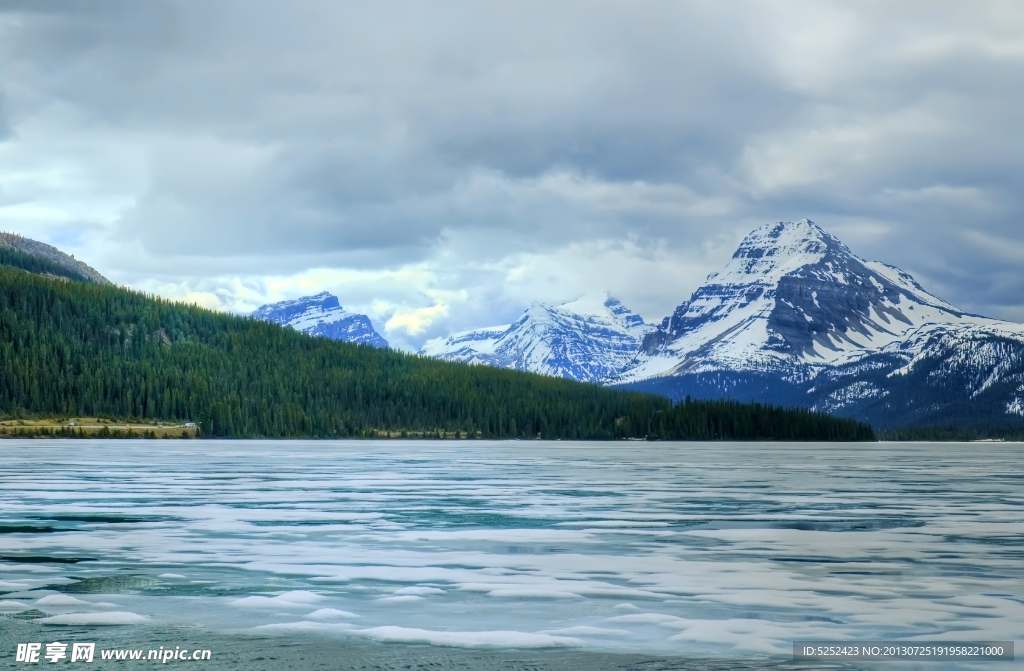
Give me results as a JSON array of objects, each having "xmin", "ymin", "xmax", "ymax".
[
  {"xmin": 624, "ymin": 320, "xmax": 1024, "ymax": 429},
  {"xmin": 0, "ymin": 232, "xmax": 110, "ymax": 284},
  {"xmin": 420, "ymin": 293, "xmax": 652, "ymax": 383},
  {"xmin": 252, "ymin": 292, "xmax": 388, "ymax": 348}
]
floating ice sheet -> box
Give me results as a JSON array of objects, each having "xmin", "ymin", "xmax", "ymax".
[{"xmin": 37, "ymin": 611, "xmax": 150, "ymax": 625}]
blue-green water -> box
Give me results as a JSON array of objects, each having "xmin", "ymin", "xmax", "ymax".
[{"xmin": 0, "ymin": 440, "xmax": 1020, "ymax": 669}]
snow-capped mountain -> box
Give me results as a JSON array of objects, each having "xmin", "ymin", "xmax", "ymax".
[
  {"xmin": 618, "ymin": 219, "xmax": 999, "ymax": 381},
  {"xmin": 422, "ymin": 218, "xmax": 1024, "ymax": 428},
  {"xmin": 251, "ymin": 292, "xmax": 388, "ymax": 348},
  {"xmin": 612, "ymin": 219, "xmax": 1024, "ymax": 428},
  {"xmin": 420, "ymin": 293, "xmax": 651, "ymax": 383}
]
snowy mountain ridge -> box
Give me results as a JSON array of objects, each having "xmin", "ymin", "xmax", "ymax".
[
  {"xmin": 251, "ymin": 291, "xmax": 388, "ymax": 348},
  {"xmin": 423, "ymin": 219, "xmax": 1024, "ymax": 428},
  {"xmin": 420, "ymin": 292, "xmax": 652, "ymax": 383}
]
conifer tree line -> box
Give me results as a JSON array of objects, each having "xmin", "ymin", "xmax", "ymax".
[
  {"xmin": 0, "ymin": 263, "xmax": 874, "ymax": 441},
  {"xmin": 0, "ymin": 246, "xmax": 97, "ymax": 284}
]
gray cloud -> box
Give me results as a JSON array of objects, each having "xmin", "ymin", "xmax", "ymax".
[{"xmin": 0, "ymin": 1, "xmax": 1023, "ymax": 346}]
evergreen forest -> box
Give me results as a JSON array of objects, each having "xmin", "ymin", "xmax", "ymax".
[
  {"xmin": 0, "ymin": 263, "xmax": 874, "ymax": 441},
  {"xmin": 0, "ymin": 246, "xmax": 99, "ymax": 284}
]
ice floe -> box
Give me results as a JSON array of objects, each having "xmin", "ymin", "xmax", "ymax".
[
  {"xmin": 38, "ymin": 611, "xmax": 149, "ymax": 625},
  {"xmin": 230, "ymin": 591, "xmax": 324, "ymax": 608},
  {"xmin": 306, "ymin": 608, "xmax": 359, "ymax": 620},
  {"xmin": 355, "ymin": 626, "xmax": 584, "ymax": 649},
  {"xmin": 375, "ymin": 595, "xmax": 423, "ymax": 603},
  {"xmin": 34, "ymin": 594, "xmax": 93, "ymax": 607},
  {"xmin": 540, "ymin": 626, "xmax": 631, "ymax": 637},
  {"xmin": 393, "ymin": 586, "xmax": 444, "ymax": 595}
]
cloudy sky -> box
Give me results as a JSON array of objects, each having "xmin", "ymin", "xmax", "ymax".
[{"xmin": 1, "ymin": 1, "xmax": 1022, "ymax": 350}]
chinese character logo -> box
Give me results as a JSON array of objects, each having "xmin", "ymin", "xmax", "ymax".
[
  {"xmin": 16, "ymin": 643, "xmax": 41, "ymax": 663},
  {"xmin": 71, "ymin": 643, "xmax": 95, "ymax": 662},
  {"xmin": 44, "ymin": 642, "xmax": 68, "ymax": 663},
  {"xmin": 16, "ymin": 641, "xmax": 95, "ymax": 663}
]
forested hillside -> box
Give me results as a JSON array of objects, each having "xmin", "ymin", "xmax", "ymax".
[
  {"xmin": 0, "ymin": 232, "xmax": 110, "ymax": 283},
  {"xmin": 0, "ymin": 266, "xmax": 874, "ymax": 440},
  {"xmin": 0, "ymin": 245, "xmax": 101, "ymax": 284}
]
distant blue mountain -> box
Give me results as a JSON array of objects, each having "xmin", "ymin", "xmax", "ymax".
[{"xmin": 252, "ymin": 291, "xmax": 388, "ymax": 348}]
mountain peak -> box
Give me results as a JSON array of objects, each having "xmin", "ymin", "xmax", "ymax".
[
  {"xmin": 299, "ymin": 291, "xmax": 342, "ymax": 309},
  {"xmin": 719, "ymin": 219, "xmax": 852, "ymax": 284},
  {"xmin": 619, "ymin": 218, "xmax": 985, "ymax": 381},
  {"xmin": 421, "ymin": 292, "xmax": 651, "ymax": 383},
  {"xmin": 742, "ymin": 219, "xmax": 841, "ymax": 250},
  {"xmin": 252, "ymin": 292, "xmax": 387, "ymax": 348},
  {"xmin": 558, "ymin": 291, "xmax": 613, "ymax": 315},
  {"xmin": 251, "ymin": 291, "xmax": 342, "ymax": 319}
]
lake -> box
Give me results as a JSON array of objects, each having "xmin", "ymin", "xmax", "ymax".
[{"xmin": 1, "ymin": 440, "xmax": 1020, "ymax": 669}]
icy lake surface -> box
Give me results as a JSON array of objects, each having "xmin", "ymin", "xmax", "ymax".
[{"xmin": 1, "ymin": 440, "xmax": 1021, "ymax": 668}]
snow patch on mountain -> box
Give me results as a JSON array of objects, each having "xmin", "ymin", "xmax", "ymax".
[
  {"xmin": 252, "ymin": 292, "xmax": 388, "ymax": 348},
  {"xmin": 1007, "ymin": 397, "xmax": 1024, "ymax": 417},
  {"xmin": 420, "ymin": 293, "xmax": 651, "ymax": 383},
  {"xmin": 419, "ymin": 324, "xmax": 510, "ymax": 360}
]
